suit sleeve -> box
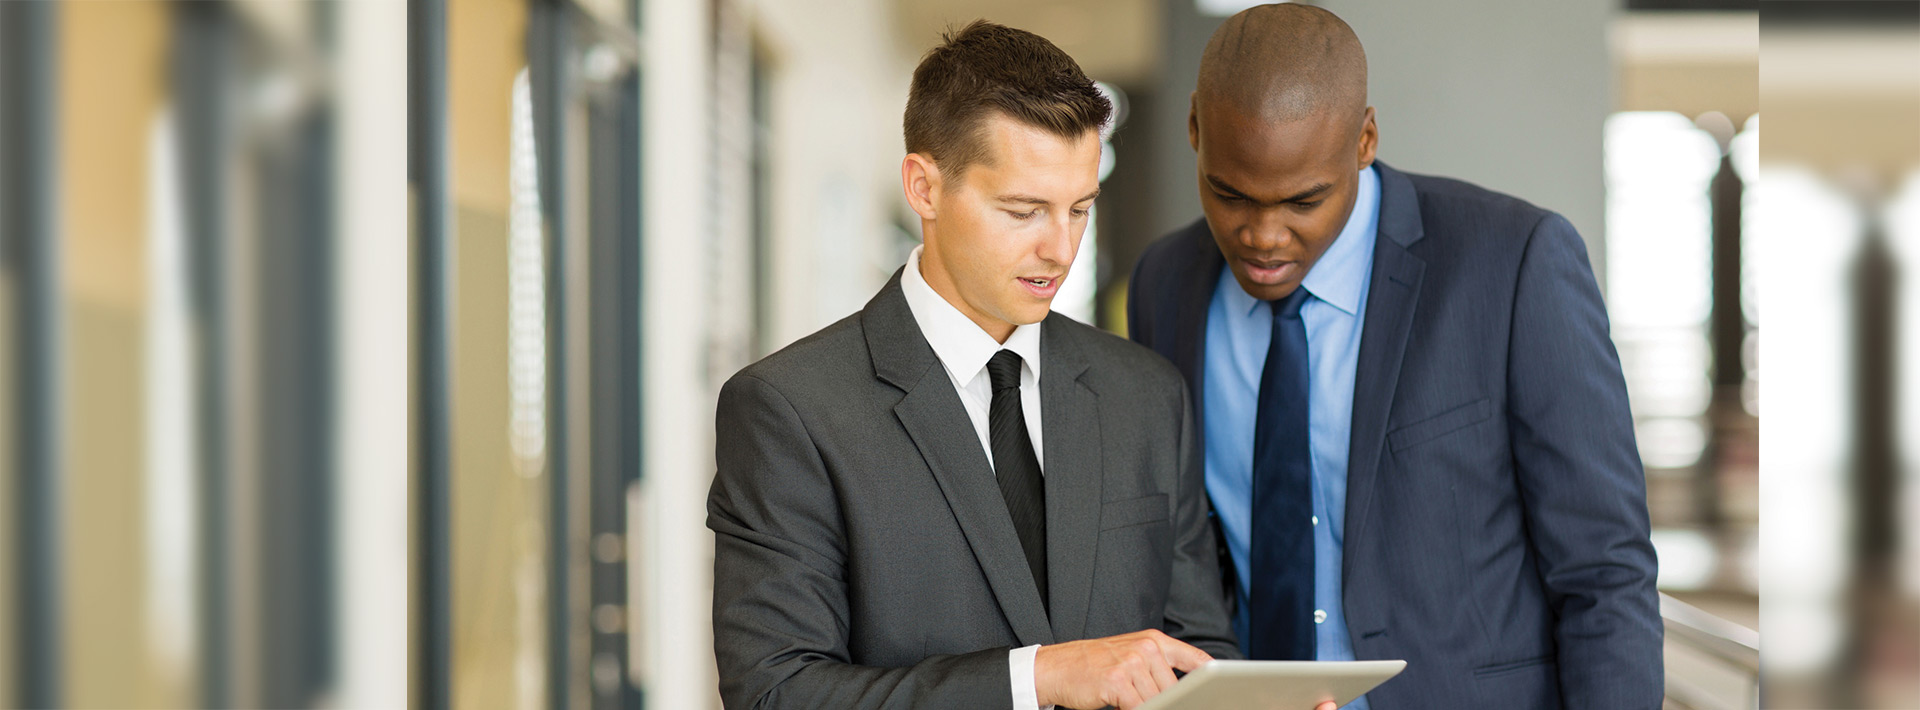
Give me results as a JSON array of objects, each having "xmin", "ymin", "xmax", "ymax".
[
  {"xmin": 709, "ymin": 374, "xmax": 1012, "ymax": 710},
  {"xmin": 1506, "ymin": 213, "xmax": 1664, "ymax": 709},
  {"xmin": 1158, "ymin": 377, "xmax": 1242, "ymax": 660}
]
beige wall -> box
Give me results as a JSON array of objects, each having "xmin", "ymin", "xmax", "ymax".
[
  {"xmin": 893, "ymin": 0, "xmax": 1159, "ymax": 86},
  {"xmin": 1761, "ymin": 28, "xmax": 1919, "ymax": 177},
  {"xmin": 57, "ymin": 2, "xmax": 179, "ymax": 707},
  {"xmin": 445, "ymin": 0, "xmax": 540, "ymax": 709},
  {"xmin": 1614, "ymin": 12, "xmax": 1758, "ymax": 122}
]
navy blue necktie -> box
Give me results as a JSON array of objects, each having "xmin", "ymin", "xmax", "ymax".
[{"xmin": 1249, "ymin": 287, "xmax": 1315, "ymax": 661}]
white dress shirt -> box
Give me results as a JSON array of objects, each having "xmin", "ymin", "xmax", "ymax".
[{"xmin": 899, "ymin": 246, "xmax": 1051, "ymax": 710}]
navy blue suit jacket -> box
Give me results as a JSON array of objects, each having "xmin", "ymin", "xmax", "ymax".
[{"xmin": 1127, "ymin": 162, "xmax": 1662, "ymax": 709}]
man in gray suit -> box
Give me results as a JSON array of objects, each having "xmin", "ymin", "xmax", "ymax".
[{"xmin": 709, "ymin": 20, "xmax": 1302, "ymax": 710}]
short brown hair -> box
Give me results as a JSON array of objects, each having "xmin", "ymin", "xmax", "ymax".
[{"xmin": 903, "ymin": 20, "xmax": 1111, "ymax": 182}]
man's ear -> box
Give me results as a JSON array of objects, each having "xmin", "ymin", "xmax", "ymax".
[
  {"xmin": 1356, "ymin": 106, "xmax": 1378, "ymax": 169},
  {"xmin": 1187, "ymin": 92, "xmax": 1201, "ymax": 153},
  {"xmin": 902, "ymin": 153, "xmax": 941, "ymax": 220}
]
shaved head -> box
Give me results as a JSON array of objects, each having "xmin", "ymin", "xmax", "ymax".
[
  {"xmin": 1196, "ymin": 3, "xmax": 1367, "ymax": 124},
  {"xmin": 1186, "ymin": 4, "xmax": 1377, "ymax": 303}
]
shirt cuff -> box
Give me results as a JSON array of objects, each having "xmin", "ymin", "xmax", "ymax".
[{"xmin": 1010, "ymin": 644, "xmax": 1050, "ymax": 710}]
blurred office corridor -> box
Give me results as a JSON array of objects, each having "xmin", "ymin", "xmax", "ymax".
[
  {"xmin": 0, "ymin": 1, "xmax": 408, "ymax": 708},
  {"xmin": 1, "ymin": 0, "xmax": 1914, "ymax": 709}
]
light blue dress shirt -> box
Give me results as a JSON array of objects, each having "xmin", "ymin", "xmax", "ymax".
[{"xmin": 1204, "ymin": 165, "xmax": 1380, "ymax": 710}]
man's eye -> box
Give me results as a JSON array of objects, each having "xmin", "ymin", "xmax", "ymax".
[
  {"xmin": 1214, "ymin": 192, "xmax": 1243, "ymax": 203},
  {"xmin": 1009, "ymin": 210, "xmax": 1038, "ymax": 220},
  {"xmin": 1071, "ymin": 208, "xmax": 1089, "ymax": 218},
  {"xmin": 1295, "ymin": 200, "xmax": 1323, "ymax": 209}
]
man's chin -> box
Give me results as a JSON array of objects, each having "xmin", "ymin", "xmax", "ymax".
[
  {"xmin": 1002, "ymin": 304, "xmax": 1052, "ymax": 327},
  {"xmin": 1231, "ymin": 270, "xmax": 1299, "ymax": 302}
]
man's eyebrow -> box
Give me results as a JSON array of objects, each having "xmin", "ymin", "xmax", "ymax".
[
  {"xmin": 1203, "ymin": 174, "xmax": 1253, "ymax": 201},
  {"xmin": 996, "ymin": 188, "xmax": 1103, "ymax": 206},
  {"xmin": 1281, "ymin": 182, "xmax": 1334, "ymax": 203},
  {"xmin": 997, "ymin": 194, "xmax": 1051, "ymax": 206},
  {"xmin": 1205, "ymin": 174, "xmax": 1334, "ymax": 204}
]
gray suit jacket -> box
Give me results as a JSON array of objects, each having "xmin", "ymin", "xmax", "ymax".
[{"xmin": 709, "ymin": 271, "xmax": 1239, "ymax": 710}]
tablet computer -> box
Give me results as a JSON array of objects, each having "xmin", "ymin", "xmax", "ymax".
[{"xmin": 1137, "ymin": 659, "xmax": 1407, "ymax": 710}]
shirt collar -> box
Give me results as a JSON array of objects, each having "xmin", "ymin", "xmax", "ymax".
[
  {"xmin": 901, "ymin": 245, "xmax": 1044, "ymax": 385},
  {"xmin": 1225, "ymin": 164, "xmax": 1381, "ymax": 319}
]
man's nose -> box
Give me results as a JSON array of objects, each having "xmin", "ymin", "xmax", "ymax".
[
  {"xmin": 1240, "ymin": 209, "xmax": 1293, "ymax": 251},
  {"xmin": 1036, "ymin": 213, "xmax": 1079, "ymax": 265}
]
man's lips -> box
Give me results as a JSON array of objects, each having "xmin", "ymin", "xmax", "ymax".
[
  {"xmin": 1017, "ymin": 274, "xmax": 1063, "ymax": 298},
  {"xmin": 1240, "ymin": 258, "xmax": 1298, "ymax": 286}
]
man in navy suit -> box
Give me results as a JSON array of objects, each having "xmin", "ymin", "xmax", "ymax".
[{"xmin": 1127, "ymin": 5, "xmax": 1662, "ymax": 709}]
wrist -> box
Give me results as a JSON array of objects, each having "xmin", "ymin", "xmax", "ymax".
[{"xmin": 1031, "ymin": 644, "xmax": 1055, "ymax": 706}]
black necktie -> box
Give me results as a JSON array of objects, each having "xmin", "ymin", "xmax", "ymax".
[
  {"xmin": 1249, "ymin": 288, "xmax": 1315, "ymax": 660},
  {"xmin": 987, "ymin": 349, "xmax": 1048, "ymax": 613}
]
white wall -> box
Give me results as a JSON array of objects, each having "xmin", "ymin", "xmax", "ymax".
[
  {"xmin": 331, "ymin": 1, "xmax": 409, "ymax": 707},
  {"xmin": 1322, "ymin": 0, "xmax": 1613, "ymax": 277},
  {"xmin": 750, "ymin": 0, "xmax": 910, "ymax": 348},
  {"xmin": 638, "ymin": 0, "xmax": 717, "ymax": 706}
]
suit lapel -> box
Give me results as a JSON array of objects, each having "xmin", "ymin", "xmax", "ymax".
[
  {"xmin": 1039, "ymin": 316, "xmax": 1100, "ymax": 642},
  {"xmin": 1343, "ymin": 163, "xmax": 1426, "ymax": 580},
  {"xmin": 866, "ymin": 271, "xmax": 1056, "ymax": 647}
]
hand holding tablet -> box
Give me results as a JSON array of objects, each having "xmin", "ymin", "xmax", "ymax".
[{"xmin": 1136, "ymin": 659, "xmax": 1407, "ymax": 710}]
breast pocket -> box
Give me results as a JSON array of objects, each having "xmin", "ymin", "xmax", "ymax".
[
  {"xmin": 1387, "ymin": 397, "xmax": 1492, "ymax": 453},
  {"xmin": 1100, "ymin": 494, "xmax": 1170, "ymax": 531},
  {"xmin": 1093, "ymin": 493, "xmax": 1173, "ymax": 629}
]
